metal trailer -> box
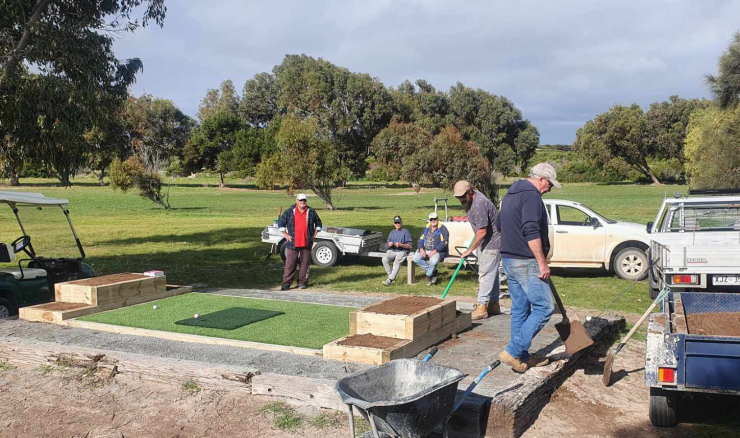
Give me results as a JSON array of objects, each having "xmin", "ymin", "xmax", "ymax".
[
  {"xmin": 261, "ymin": 223, "xmax": 386, "ymax": 267},
  {"xmin": 645, "ymin": 190, "xmax": 740, "ymax": 427},
  {"xmin": 645, "ymin": 291, "xmax": 740, "ymax": 427}
]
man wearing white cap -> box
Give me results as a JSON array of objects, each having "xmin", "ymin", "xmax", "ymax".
[
  {"xmin": 453, "ymin": 180, "xmax": 502, "ymax": 320},
  {"xmin": 496, "ymin": 162, "xmax": 560, "ymax": 373},
  {"xmin": 412, "ymin": 212, "xmax": 449, "ymax": 286},
  {"xmin": 277, "ymin": 193, "xmax": 322, "ymax": 290}
]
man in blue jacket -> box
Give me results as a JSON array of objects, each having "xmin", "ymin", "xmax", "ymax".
[
  {"xmin": 277, "ymin": 193, "xmax": 322, "ymax": 290},
  {"xmin": 413, "ymin": 212, "xmax": 449, "ymax": 286},
  {"xmin": 496, "ymin": 163, "xmax": 560, "ymax": 373}
]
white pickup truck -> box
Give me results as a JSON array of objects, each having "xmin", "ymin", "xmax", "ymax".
[{"xmin": 647, "ymin": 192, "xmax": 740, "ymax": 298}]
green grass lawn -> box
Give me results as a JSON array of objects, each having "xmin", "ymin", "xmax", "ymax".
[
  {"xmin": 1, "ymin": 174, "xmax": 684, "ymax": 315},
  {"xmin": 78, "ymin": 293, "xmax": 352, "ymax": 349}
]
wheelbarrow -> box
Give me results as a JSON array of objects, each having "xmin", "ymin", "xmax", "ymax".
[{"xmin": 335, "ymin": 347, "xmax": 500, "ymax": 438}]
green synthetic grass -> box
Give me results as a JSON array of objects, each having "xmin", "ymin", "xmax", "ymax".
[
  {"xmin": 78, "ymin": 293, "xmax": 352, "ymax": 349},
  {"xmin": 0, "ymin": 175, "xmax": 684, "ymax": 315}
]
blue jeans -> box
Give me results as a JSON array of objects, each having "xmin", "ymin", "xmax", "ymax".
[
  {"xmin": 413, "ymin": 251, "xmax": 441, "ymax": 277},
  {"xmin": 503, "ymin": 258, "xmax": 554, "ymax": 361}
]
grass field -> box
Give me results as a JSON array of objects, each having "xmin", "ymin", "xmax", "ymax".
[
  {"xmin": 78, "ymin": 293, "xmax": 352, "ymax": 349},
  {"xmin": 1, "ymin": 174, "xmax": 685, "ymax": 315}
]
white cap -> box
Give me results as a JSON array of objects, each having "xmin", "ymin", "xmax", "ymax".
[
  {"xmin": 530, "ymin": 163, "xmax": 562, "ymax": 189},
  {"xmin": 428, "ymin": 212, "xmax": 438, "ymax": 220},
  {"xmin": 296, "ymin": 193, "xmax": 308, "ymax": 201}
]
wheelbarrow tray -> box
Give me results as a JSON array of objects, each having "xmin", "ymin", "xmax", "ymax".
[{"xmin": 335, "ymin": 359, "xmax": 466, "ymax": 438}]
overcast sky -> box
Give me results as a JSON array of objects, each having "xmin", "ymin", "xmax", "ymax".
[{"xmin": 114, "ymin": 0, "xmax": 740, "ymax": 144}]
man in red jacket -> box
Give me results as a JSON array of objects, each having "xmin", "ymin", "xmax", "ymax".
[{"xmin": 278, "ymin": 193, "xmax": 322, "ymax": 290}]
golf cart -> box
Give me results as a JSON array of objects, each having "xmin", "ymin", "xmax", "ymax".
[{"xmin": 0, "ymin": 191, "xmax": 94, "ymax": 318}]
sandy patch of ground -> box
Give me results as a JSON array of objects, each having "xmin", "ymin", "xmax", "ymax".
[{"xmin": 0, "ymin": 365, "xmax": 349, "ymax": 438}]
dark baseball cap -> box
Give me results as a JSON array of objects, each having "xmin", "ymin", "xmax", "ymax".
[{"xmin": 393, "ymin": 215, "xmax": 402, "ymax": 223}]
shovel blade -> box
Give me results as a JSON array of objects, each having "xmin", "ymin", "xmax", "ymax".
[
  {"xmin": 555, "ymin": 317, "xmax": 594, "ymax": 355},
  {"xmin": 602, "ymin": 349, "xmax": 616, "ymax": 387}
]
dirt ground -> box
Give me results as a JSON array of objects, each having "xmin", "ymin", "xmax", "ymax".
[
  {"xmin": 523, "ymin": 341, "xmax": 740, "ymax": 438},
  {"xmin": 0, "ymin": 365, "xmax": 349, "ymax": 438}
]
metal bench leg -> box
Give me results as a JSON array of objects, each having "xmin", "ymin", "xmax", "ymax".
[
  {"xmin": 407, "ymin": 257, "xmax": 416, "ymax": 285},
  {"xmin": 347, "ymin": 405, "xmax": 356, "ymax": 438}
]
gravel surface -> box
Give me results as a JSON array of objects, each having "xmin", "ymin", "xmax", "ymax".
[{"xmin": 0, "ymin": 318, "xmax": 369, "ymax": 379}]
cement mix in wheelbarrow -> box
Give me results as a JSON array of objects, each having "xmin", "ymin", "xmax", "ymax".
[{"xmin": 0, "ymin": 288, "xmax": 623, "ymax": 438}]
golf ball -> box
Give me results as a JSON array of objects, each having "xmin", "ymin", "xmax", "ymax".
[{"xmin": 153, "ymin": 305, "xmax": 158, "ymax": 310}]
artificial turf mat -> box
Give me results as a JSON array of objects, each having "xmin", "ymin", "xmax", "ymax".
[{"xmin": 78, "ymin": 293, "xmax": 352, "ymax": 349}]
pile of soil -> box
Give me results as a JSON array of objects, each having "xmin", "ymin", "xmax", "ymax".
[
  {"xmin": 687, "ymin": 312, "xmax": 740, "ymax": 337},
  {"xmin": 37, "ymin": 302, "xmax": 89, "ymax": 311},
  {"xmin": 337, "ymin": 334, "xmax": 402, "ymax": 349},
  {"xmin": 66, "ymin": 273, "xmax": 149, "ymax": 287},
  {"xmin": 363, "ymin": 296, "xmax": 442, "ymax": 315}
]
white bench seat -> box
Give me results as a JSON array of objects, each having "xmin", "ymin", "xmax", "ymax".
[{"xmin": 0, "ymin": 268, "xmax": 47, "ymax": 280}]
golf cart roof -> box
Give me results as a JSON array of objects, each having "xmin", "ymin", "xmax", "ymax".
[{"xmin": 0, "ymin": 191, "xmax": 69, "ymax": 206}]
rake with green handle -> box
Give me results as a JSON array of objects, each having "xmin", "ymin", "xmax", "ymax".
[{"xmin": 441, "ymin": 236, "xmax": 475, "ymax": 299}]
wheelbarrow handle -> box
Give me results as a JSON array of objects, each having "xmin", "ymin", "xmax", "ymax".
[
  {"xmin": 422, "ymin": 347, "xmax": 439, "ymax": 362},
  {"xmin": 452, "ymin": 360, "xmax": 501, "ymax": 413}
]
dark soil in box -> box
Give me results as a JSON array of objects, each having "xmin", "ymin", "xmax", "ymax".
[
  {"xmin": 37, "ymin": 302, "xmax": 90, "ymax": 311},
  {"xmin": 687, "ymin": 312, "xmax": 740, "ymax": 337},
  {"xmin": 337, "ymin": 334, "xmax": 403, "ymax": 349},
  {"xmin": 66, "ymin": 273, "xmax": 149, "ymax": 287},
  {"xmin": 362, "ymin": 296, "xmax": 443, "ymax": 315}
]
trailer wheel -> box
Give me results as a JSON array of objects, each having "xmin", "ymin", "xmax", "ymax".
[
  {"xmin": 614, "ymin": 247, "xmax": 648, "ymax": 281},
  {"xmin": 279, "ymin": 240, "xmax": 289, "ymax": 262},
  {"xmin": 649, "ymin": 387, "xmax": 679, "ymax": 427},
  {"xmin": 0, "ymin": 297, "xmax": 14, "ymax": 319},
  {"xmin": 311, "ymin": 241, "xmax": 338, "ymax": 267}
]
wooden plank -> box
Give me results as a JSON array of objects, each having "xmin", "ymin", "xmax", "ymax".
[
  {"xmin": 355, "ymin": 311, "xmax": 407, "ymax": 339},
  {"xmin": 251, "ymin": 373, "xmax": 347, "ymax": 411},
  {"xmin": 322, "ymin": 336, "xmax": 409, "ymax": 365},
  {"xmin": 0, "ymin": 341, "xmax": 254, "ymax": 393},
  {"xmin": 391, "ymin": 312, "xmax": 472, "ymax": 360},
  {"xmin": 19, "ymin": 285, "xmax": 192, "ymax": 325},
  {"xmin": 348, "ymin": 311, "xmax": 357, "ymax": 335},
  {"xmin": 65, "ymin": 320, "xmax": 323, "ymax": 357},
  {"xmin": 406, "ymin": 303, "xmax": 444, "ymax": 339},
  {"xmin": 56, "ymin": 274, "xmax": 166, "ymax": 306},
  {"xmin": 673, "ymin": 294, "xmax": 689, "ymax": 334},
  {"xmin": 407, "ymin": 257, "xmax": 416, "ymax": 285},
  {"xmin": 324, "ymin": 312, "xmax": 471, "ymax": 365}
]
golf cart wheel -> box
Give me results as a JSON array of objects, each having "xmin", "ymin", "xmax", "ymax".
[
  {"xmin": 0, "ymin": 297, "xmax": 14, "ymax": 319},
  {"xmin": 311, "ymin": 241, "xmax": 338, "ymax": 267},
  {"xmin": 649, "ymin": 387, "xmax": 679, "ymax": 427},
  {"xmin": 614, "ymin": 247, "xmax": 648, "ymax": 281}
]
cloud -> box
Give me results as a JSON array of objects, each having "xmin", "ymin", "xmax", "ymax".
[{"xmin": 114, "ymin": 0, "xmax": 740, "ymax": 143}]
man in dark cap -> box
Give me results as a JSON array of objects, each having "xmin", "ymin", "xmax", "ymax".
[{"xmin": 382, "ymin": 215, "xmax": 413, "ymax": 286}]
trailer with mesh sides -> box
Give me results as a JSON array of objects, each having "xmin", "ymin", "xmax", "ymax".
[{"xmin": 645, "ymin": 190, "xmax": 740, "ymax": 427}]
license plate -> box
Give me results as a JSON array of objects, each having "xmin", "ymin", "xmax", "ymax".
[{"xmin": 713, "ymin": 275, "xmax": 740, "ymax": 285}]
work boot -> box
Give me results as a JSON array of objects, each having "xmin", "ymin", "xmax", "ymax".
[
  {"xmin": 525, "ymin": 355, "xmax": 549, "ymax": 368},
  {"xmin": 498, "ymin": 350, "xmax": 528, "ymax": 373},
  {"xmin": 299, "ymin": 284, "xmax": 308, "ymax": 290},
  {"xmin": 426, "ymin": 276, "xmax": 434, "ymax": 286},
  {"xmin": 487, "ymin": 301, "xmax": 501, "ymax": 316},
  {"xmin": 383, "ymin": 278, "xmax": 393, "ymax": 286},
  {"xmin": 471, "ymin": 304, "xmax": 489, "ymax": 320},
  {"xmin": 431, "ymin": 270, "xmax": 439, "ymax": 284},
  {"xmin": 280, "ymin": 284, "xmax": 290, "ymax": 291}
]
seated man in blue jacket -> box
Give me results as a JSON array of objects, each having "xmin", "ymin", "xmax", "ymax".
[{"xmin": 412, "ymin": 212, "xmax": 449, "ymax": 286}]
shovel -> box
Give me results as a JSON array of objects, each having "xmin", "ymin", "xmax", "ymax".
[
  {"xmin": 549, "ymin": 278, "xmax": 594, "ymax": 355},
  {"xmin": 602, "ymin": 286, "xmax": 670, "ymax": 386}
]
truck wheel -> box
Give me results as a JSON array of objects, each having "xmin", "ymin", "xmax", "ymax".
[
  {"xmin": 649, "ymin": 387, "xmax": 679, "ymax": 427},
  {"xmin": 614, "ymin": 247, "xmax": 648, "ymax": 281},
  {"xmin": 0, "ymin": 298, "xmax": 14, "ymax": 319},
  {"xmin": 311, "ymin": 241, "xmax": 338, "ymax": 267}
]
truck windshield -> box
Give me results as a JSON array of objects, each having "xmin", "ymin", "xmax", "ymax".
[
  {"xmin": 668, "ymin": 204, "xmax": 740, "ymax": 231},
  {"xmin": 587, "ymin": 208, "xmax": 617, "ymax": 224}
]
